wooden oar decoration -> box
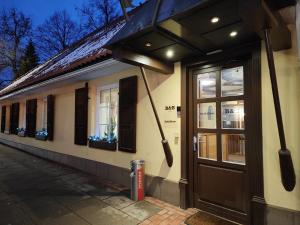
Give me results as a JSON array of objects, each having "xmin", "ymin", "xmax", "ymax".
[{"xmin": 264, "ymin": 29, "xmax": 296, "ymax": 191}]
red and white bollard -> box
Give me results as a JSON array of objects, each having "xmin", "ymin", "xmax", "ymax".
[{"xmin": 130, "ymin": 160, "xmax": 145, "ymax": 201}]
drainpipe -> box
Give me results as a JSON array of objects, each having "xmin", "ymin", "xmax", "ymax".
[
  {"xmin": 263, "ymin": 29, "xmax": 296, "ymax": 192},
  {"xmin": 118, "ymin": 0, "xmax": 173, "ymax": 167}
]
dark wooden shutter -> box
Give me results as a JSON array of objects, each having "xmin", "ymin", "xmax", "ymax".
[
  {"xmin": 74, "ymin": 85, "xmax": 88, "ymax": 145},
  {"xmin": 47, "ymin": 95, "xmax": 55, "ymax": 141},
  {"xmin": 10, "ymin": 103, "xmax": 19, "ymax": 135},
  {"xmin": 26, "ymin": 99, "xmax": 37, "ymax": 137},
  {"xmin": 118, "ymin": 76, "xmax": 137, "ymax": 153},
  {"xmin": 1, "ymin": 106, "xmax": 6, "ymax": 133}
]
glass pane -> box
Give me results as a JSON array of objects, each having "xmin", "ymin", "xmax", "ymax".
[
  {"xmin": 100, "ymin": 89, "xmax": 110, "ymax": 104},
  {"xmin": 99, "ymin": 106, "xmax": 109, "ymax": 125},
  {"xmin": 198, "ymin": 133, "xmax": 217, "ymax": 160},
  {"xmin": 222, "ymin": 134, "xmax": 246, "ymax": 165},
  {"xmin": 110, "ymin": 88, "xmax": 118, "ymax": 104},
  {"xmin": 198, "ymin": 103, "xmax": 216, "ymax": 128},
  {"xmin": 221, "ymin": 66, "xmax": 244, "ymax": 97},
  {"xmin": 197, "ymin": 72, "xmax": 216, "ymax": 99},
  {"xmin": 222, "ymin": 100, "xmax": 244, "ymax": 129},
  {"xmin": 99, "ymin": 124, "xmax": 108, "ymax": 139}
]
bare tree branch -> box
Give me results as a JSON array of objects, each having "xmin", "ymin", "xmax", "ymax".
[
  {"xmin": 0, "ymin": 8, "xmax": 32, "ymax": 79},
  {"xmin": 34, "ymin": 10, "xmax": 81, "ymax": 61},
  {"xmin": 76, "ymin": 0, "xmax": 120, "ymax": 33}
]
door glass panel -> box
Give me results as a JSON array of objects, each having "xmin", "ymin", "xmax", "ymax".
[
  {"xmin": 198, "ymin": 103, "xmax": 216, "ymax": 128},
  {"xmin": 221, "ymin": 66, "xmax": 244, "ymax": 97},
  {"xmin": 198, "ymin": 133, "xmax": 217, "ymax": 160},
  {"xmin": 222, "ymin": 100, "xmax": 244, "ymax": 129},
  {"xmin": 197, "ymin": 72, "xmax": 217, "ymax": 99},
  {"xmin": 222, "ymin": 134, "xmax": 245, "ymax": 164}
]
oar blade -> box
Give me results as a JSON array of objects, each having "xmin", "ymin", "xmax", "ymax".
[
  {"xmin": 279, "ymin": 149, "xmax": 296, "ymax": 192},
  {"xmin": 162, "ymin": 140, "xmax": 173, "ymax": 167}
]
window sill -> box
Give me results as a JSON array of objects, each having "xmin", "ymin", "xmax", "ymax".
[
  {"xmin": 88, "ymin": 140, "xmax": 117, "ymax": 151},
  {"xmin": 35, "ymin": 135, "xmax": 48, "ymax": 141}
]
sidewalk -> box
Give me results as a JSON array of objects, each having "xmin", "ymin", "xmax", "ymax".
[{"xmin": 0, "ymin": 144, "xmax": 197, "ymax": 225}]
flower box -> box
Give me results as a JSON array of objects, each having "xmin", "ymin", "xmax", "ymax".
[
  {"xmin": 89, "ymin": 140, "xmax": 117, "ymax": 151},
  {"xmin": 35, "ymin": 134, "xmax": 48, "ymax": 141},
  {"xmin": 17, "ymin": 131, "xmax": 26, "ymax": 137},
  {"xmin": 35, "ymin": 130, "xmax": 48, "ymax": 141}
]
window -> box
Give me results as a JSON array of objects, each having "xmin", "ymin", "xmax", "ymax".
[{"xmin": 96, "ymin": 84, "xmax": 119, "ymax": 142}]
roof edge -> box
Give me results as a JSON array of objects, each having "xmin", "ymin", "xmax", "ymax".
[{"xmin": 0, "ymin": 59, "xmax": 119, "ymax": 101}]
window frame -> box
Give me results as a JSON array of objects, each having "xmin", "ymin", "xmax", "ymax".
[{"xmin": 95, "ymin": 83, "xmax": 119, "ymax": 141}]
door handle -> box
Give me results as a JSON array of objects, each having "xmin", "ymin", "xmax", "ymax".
[{"xmin": 193, "ymin": 136, "xmax": 198, "ymax": 152}]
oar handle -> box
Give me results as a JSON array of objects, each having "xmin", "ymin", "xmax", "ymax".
[{"xmin": 264, "ymin": 29, "xmax": 287, "ymax": 150}]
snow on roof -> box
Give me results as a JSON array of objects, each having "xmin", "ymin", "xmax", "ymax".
[{"xmin": 0, "ymin": 20, "xmax": 125, "ymax": 97}]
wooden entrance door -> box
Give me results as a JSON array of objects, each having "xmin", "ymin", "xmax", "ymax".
[{"xmin": 192, "ymin": 60, "xmax": 250, "ymax": 224}]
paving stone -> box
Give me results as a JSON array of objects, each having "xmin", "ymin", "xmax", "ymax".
[
  {"xmin": 122, "ymin": 200, "xmax": 162, "ymax": 221},
  {"xmin": 66, "ymin": 197, "xmax": 108, "ymax": 215},
  {"xmin": 21, "ymin": 196, "xmax": 72, "ymax": 222},
  {"xmin": 41, "ymin": 213, "xmax": 90, "ymax": 225},
  {"xmin": 90, "ymin": 186, "xmax": 121, "ymax": 200},
  {"xmin": 0, "ymin": 202, "xmax": 35, "ymax": 225},
  {"xmin": 103, "ymin": 195, "xmax": 135, "ymax": 209},
  {"xmin": 80, "ymin": 205, "xmax": 139, "ymax": 225}
]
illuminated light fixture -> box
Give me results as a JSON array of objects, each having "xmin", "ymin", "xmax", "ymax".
[
  {"xmin": 166, "ymin": 50, "xmax": 174, "ymax": 58},
  {"xmin": 145, "ymin": 42, "xmax": 152, "ymax": 47},
  {"xmin": 230, "ymin": 31, "xmax": 238, "ymax": 37},
  {"xmin": 211, "ymin": 17, "xmax": 220, "ymax": 24}
]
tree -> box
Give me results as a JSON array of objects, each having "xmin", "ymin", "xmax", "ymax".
[
  {"xmin": 0, "ymin": 8, "xmax": 32, "ymax": 79},
  {"xmin": 35, "ymin": 10, "xmax": 80, "ymax": 60},
  {"xmin": 76, "ymin": 0, "xmax": 120, "ymax": 33},
  {"xmin": 18, "ymin": 40, "xmax": 39, "ymax": 76}
]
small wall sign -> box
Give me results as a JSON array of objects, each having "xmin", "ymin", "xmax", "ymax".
[{"xmin": 163, "ymin": 105, "xmax": 178, "ymax": 129}]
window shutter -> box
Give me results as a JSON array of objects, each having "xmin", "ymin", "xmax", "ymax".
[
  {"xmin": 74, "ymin": 85, "xmax": 88, "ymax": 145},
  {"xmin": 47, "ymin": 95, "xmax": 55, "ymax": 141},
  {"xmin": 10, "ymin": 103, "xmax": 19, "ymax": 135},
  {"xmin": 1, "ymin": 106, "xmax": 6, "ymax": 133},
  {"xmin": 26, "ymin": 99, "xmax": 37, "ymax": 137},
  {"xmin": 118, "ymin": 76, "xmax": 138, "ymax": 153}
]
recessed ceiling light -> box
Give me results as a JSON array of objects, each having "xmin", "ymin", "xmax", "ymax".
[
  {"xmin": 166, "ymin": 50, "xmax": 174, "ymax": 58},
  {"xmin": 211, "ymin": 17, "xmax": 220, "ymax": 24},
  {"xmin": 145, "ymin": 42, "xmax": 152, "ymax": 47},
  {"xmin": 230, "ymin": 31, "xmax": 238, "ymax": 37}
]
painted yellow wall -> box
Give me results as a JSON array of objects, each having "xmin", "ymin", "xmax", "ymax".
[
  {"xmin": 0, "ymin": 63, "xmax": 182, "ymax": 182},
  {"xmin": 262, "ymin": 25, "xmax": 300, "ymax": 211}
]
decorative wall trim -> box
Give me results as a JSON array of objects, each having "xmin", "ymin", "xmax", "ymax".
[{"xmin": 0, "ymin": 138, "xmax": 180, "ymax": 206}]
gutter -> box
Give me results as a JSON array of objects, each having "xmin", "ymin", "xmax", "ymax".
[{"xmin": 0, "ymin": 59, "xmax": 119, "ymax": 101}]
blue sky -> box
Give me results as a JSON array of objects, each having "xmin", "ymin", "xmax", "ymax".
[{"xmin": 0, "ymin": 0, "xmax": 146, "ymax": 26}]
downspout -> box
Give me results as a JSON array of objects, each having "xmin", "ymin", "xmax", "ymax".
[{"xmin": 118, "ymin": 0, "xmax": 173, "ymax": 167}]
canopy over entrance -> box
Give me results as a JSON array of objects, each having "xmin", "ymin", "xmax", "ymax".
[{"xmin": 106, "ymin": 0, "xmax": 295, "ymax": 73}]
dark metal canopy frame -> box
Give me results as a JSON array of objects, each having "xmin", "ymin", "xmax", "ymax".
[{"xmin": 113, "ymin": 0, "xmax": 296, "ymax": 220}]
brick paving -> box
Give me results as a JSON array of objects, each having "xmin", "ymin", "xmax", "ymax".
[
  {"xmin": 0, "ymin": 144, "xmax": 198, "ymax": 225},
  {"xmin": 142, "ymin": 197, "xmax": 198, "ymax": 225}
]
